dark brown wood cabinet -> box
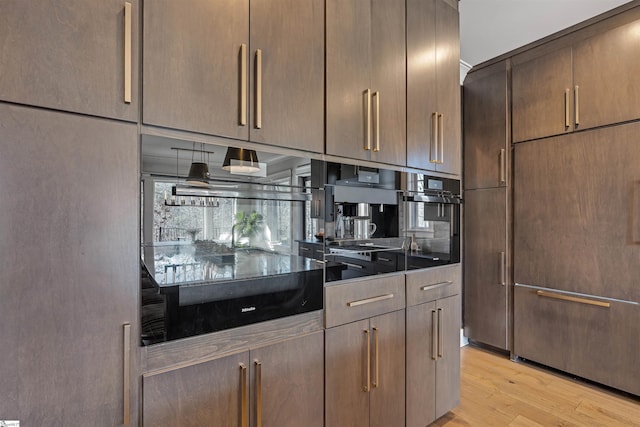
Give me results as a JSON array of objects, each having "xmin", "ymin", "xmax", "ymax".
[
  {"xmin": 407, "ymin": 0, "xmax": 460, "ymax": 175},
  {"xmin": 0, "ymin": 0, "xmax": 139, "ymax": 121},
  {"xmin": 326, "ymin": 0, "xmax": 406, "ymax": 166},
  {"xmin": 143, "ymin": 0, "xmax": 324, "ymax": 153},
  {"xmin": 0, "ymin": 104, "xmax": 139, "ymax": 425}
]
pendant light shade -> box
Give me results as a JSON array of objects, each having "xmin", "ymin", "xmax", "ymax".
[
  {"xmin": 222, "ymin": 147, "xmax": 260, "ymax": 173},
  {"xmin": 186, "ymin": 162, "xmax": 210, "ymax": 186}
]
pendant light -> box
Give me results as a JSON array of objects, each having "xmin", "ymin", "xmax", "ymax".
[
  {"xmin": 222, "ymin": 147, "xmax": 260, "ymax": 173},
  {"xmin": 186, "ymin": 142, "xmax": 210, "ymax": 187}
]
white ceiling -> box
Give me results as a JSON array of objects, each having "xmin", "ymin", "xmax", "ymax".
[{"xmin": 460, "ymin": 0, "xmax": 632, "ymax": 67}]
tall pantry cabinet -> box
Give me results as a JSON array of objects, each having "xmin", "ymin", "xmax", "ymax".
[{"xmin": 462, "ymin": 61, "xmax": 511, "ymax": 351}]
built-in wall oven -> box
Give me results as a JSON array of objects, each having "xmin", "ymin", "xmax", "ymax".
[{"xmin": 403, "ymin": 173, "xmax": 461, "ymax": 270}]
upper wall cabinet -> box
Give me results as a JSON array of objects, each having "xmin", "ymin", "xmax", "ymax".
[
  {"xmin": 143, "ymin": 0, "xmax": 324, "ymax": 153},
  {"xmin": 407, "ymin": 0, "xmax": 460, "ymax": 175},
  {"xmin": 0, "ymin": 1, "xmax": 139, "ymax": 122},
  {"xmin": 326, "ymin": 0, "xmax": 406, "ymax": 167},
  {"xmin": 512, "ymin": 15, "xmax": 640, "ymax": 143}
]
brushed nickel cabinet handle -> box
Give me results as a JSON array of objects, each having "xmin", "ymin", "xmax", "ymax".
[
  {"xmin": 536, "ymin": 290, "xmax": 610, "ymax": 308},
  {"xmin": 373, "ymin": 91, "xmax": 380, "ymax": 152},
  {"xmin": 574, "ymin": 85, "xmax": 580, "ymax": 127},
  {"xmin": 365, "ymin": 89, "xmax": 372, "ymax": 151},
  {"xmin": 123, "ymin": 323, "xmax": 131, "ymax": 425},
  {"xmin": 378, "ymin": 257, "xmax": 392, "ymax": 262},
  {"xmin": 240, "ymin": 364, "xmax": 248, "ymax": 427},
  {"xmin": 372, "ymin": 327, "xmax": 379, "ymax": 388},
  {"xmin": 564, "ymin": 88, "xmax": 570, "ymax": 128},
  {"xmin": 255, "ymin": 49, "xmax": 262, "ymax": 129},
  {"xmin": 437, "ymin": 308, "xmax": 443, "ymax": 358},
  {"xmin": 420, "ymin": 281, "xmax": 453, "ymax": 292},
  {"xmin": 239, "ymin": 43, "xmax": 247, "ymax": 126},
  {"xmin": 347, "ymin": 293, "xmax": 394, "ymax": 307},
  {"xmin": 255, "ymin": 360, "xmax": 262, "ymax": 427},
  {"xmin": 499, "ymin": 148, "xmax": 506, "ymax": 184},
  {"xmin": 123, "ymin": 2, "xmax": 132, "ymax": 104},
  {"xmin": 500, "ymin": 251, "xmax": 506, "ymax": 286},
  {"xmin": 430, "ymin": 112, "xmax": 438, "ymax": 163},
  {"xmin": 431, "ymin": 310, "xmax": 437, "ymax": 360},
  {"xmin": 363, "ymin": 329, "xmax": 371, "ymax": 392},
  {"xmin": 438, "ymin": 113, "xmax": 445, "ymax": 164}
]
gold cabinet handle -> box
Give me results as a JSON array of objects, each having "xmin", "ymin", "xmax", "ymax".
[
  {"xmin": 574, "ymin": 85, "xmax": 580, "ymax": 127},
  {"xmin": 240, "ymin": 364, "xmax": 248, "ymax": 427},
  {"xmin": 255, "ymin": 360, "xmax": 262, "ymax": 427},
  {"xmin": 499, "ymin": 148, "xmax": 506, "ymax": 184},
  {"xmin": 500, "ymin": 251, "xmax": 506, "ymax": 286},
  {"xmin": 122, "ymin": 323, "xmax": 131, "ymax": 425},
  {"xmin": 430, "ymin": 112, "xmax": 438, "ymax": 163},
  {"xmin": 255, "ymin": 49, "xmax": 262, "ymax": 129},
  {"xmin": 373, "ymin": 91, "xmax": 380, "ymax": 152},
  {"xmin": 437, "ymin": 308, "xmax": 443, "ymax": 358},
  {"xmin": 363, "ymin": 329, "xmax": 371, "ymax": 392},
  {"xmin": 420, "ymin": 281, "xmax": 453, "ymax": 292},
  {"xmin": 431, "ymin": 310, "xmax": 437, "ymax": 360},
  {"xmin": 365, "ymin": 89, "xmax": 372, "ymax": 151},
  {"xmin": 564, "ymin": 88, "xmax": 570, "ymax": 129},
  {"xmin": 347, "ymin": 293, "xmax": 394, "ymax": 307},
  {"xmin": 438, "ymin": 113, "xmax": 445, "ymax": 164},
  {"xmin": 123, "ymin": 2, "xmax": 132, "ymax": 104},
  {"xmin": 536, "ymin": 290, "xmax": 610, "ymax": 308},
  {"xmin": 372, "ymin": 327, "xmax": 379, "ymax": 388},
  {"xmin": 239, "ymin": 43, "xmax": 247, "ymax": 126}
]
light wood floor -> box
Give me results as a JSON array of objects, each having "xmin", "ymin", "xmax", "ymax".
[{"xmin": 432, "ymin": 345, "xmax": 640, "ymax": 426}]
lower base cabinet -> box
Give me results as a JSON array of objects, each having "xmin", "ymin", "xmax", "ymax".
[
  {"xmin": 513, "ymin": 284, "xmax": 640, "ymax": 396},
  {"xmin": 325, "ymin": 310, "xmax": 406, "ymax": 427},
  {"xmin": 142, "ymin": 331, "xmax": 324, "ymax": 427}
]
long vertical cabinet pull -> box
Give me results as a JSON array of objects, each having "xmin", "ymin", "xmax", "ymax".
[
  {"xmin": 437, "ymin": 308, "xmax": 444, "ymax": 358},
  {"xmin": 438, "ymin": 113, "xmax": 445, "ymax": 164},
  {"xmin": 255, "ymin": 49, "xmax": 262, "ymax": 129},
  {"xmin": 500, "ymin": 251, "xmax": 506, "ymax": 286},
  {"xmin": 499, "ymin": 149, "xmax": 506, "ymax": 184},
  {"xmin": 564, "ymin": 88, "xmax": 570, "ymax": 129},
  {"xmin": 431, "ymin": 310, "xmax": 438, "ymax": 360},
  {"xmin": 365, "ymin": 89, "xmax": 372, "ymax": 151},
  {"xmin": 363, "ymin": 329, "xmax": 371, "ymax": 392},
  {"xmin": 430, "ymin": 112, "xmax": 439, "ymax": 164},
  {"xmin": 372, "ymin": 327, "xmax": 379, "ymax": 388},
  {"xmin": 255, "ymin": 361, "xmax": 262, "ymax": 427},
  {"xmin": 373, "ymin": 92, "xmax": 380, "ymax": 152},
  {"xmin": 122, "ymin": 323, "xmax": 131, "ymax": 426},
  {"xmin": 123, "ymin": 2, "xmax": 132, "ymax": 104},
  {"xmin": 574, "ymin": 85, "xmax": 580, "ymax": 127},
  {"xmin": 240, "ymin": 364, "xmax": 248, "ymax": 427},
  {"xmin": 239, "ymin": 44, "xmax": 247, "ymax": 126}
]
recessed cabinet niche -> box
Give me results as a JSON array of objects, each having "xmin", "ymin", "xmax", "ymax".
[{"xmin": 143, "ymin": 0, "xmax": 324, "ymax": 153}]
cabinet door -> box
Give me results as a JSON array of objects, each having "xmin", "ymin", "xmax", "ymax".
[
  {"xmin": 463, "ymin": 188, "xmax": 509, "ymax": 350},
  {"xmin": 573, "ymin": 20, "xmax": 640, "ymax": 131},
  {"xmin": 325, "ymin": 319, "xmax": 370, "ymax": 427},
  {"xmin": 143, "ymin": 351, "xmax": 250, "ymax": 427},
  {"xmin": 369, "ymin": 310, "xmax": 406, "ymax": 427},
  {"xmin": 434, "ymin": 0, "xmax": 461, "ymax": 175},
  {"xmin": 435, "ymin": 294, "xmax": 461, "ymax": 419},
  {"xmin": 249, "ymin": 0, "xmax": 324, "ymax": 153},
  {"xmin": 250, "ymin": 332, "xmax": 324, "ymax": 427},
  {"xmin": 514, "ymin": 123, "xmax": 640, "ymax": 302},
  {"xmin": 0, "ymin": 105, "xmax": 138, "ymax": 425},
  {"xmin": 143, "ymin": 0, "xmax": 249, "ymax": 139},
  {"xmin": 406, "ymin": 301, "xmax": 437, "ymax": 427},
  {"xmin": 512, "ymin": 47, "xmax": 573, "ymax": 143},
  {"xmin": 406, "ymin": 0, "xmax": 437, "ymax": 171},
  {"xmin": 0, "ymin": 0, "xmax": 139, "ymax": 121},
  {"xmin": 463, "ymin": 62, "xmax": 509, "ymax": 189},
  {"xmin": 326, "ymin": 0, "xmax": 373, "ymax": 162}
]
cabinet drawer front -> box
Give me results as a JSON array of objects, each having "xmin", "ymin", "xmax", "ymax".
[
  {"xmin": 406, "ymin": 265, "xmax": 460, "ymax": 306},
  {"xmin": 514, "ymin": 284, "xmax": 640, "ymax": 396},
  {"xmin": 325, "ymin": 275, "xmax": 405, "ymax": 328}
]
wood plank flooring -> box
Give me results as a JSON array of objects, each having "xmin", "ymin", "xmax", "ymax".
[{"xmin": 432, "ymin": 345, "xmax": 640, "ymax": 426}]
